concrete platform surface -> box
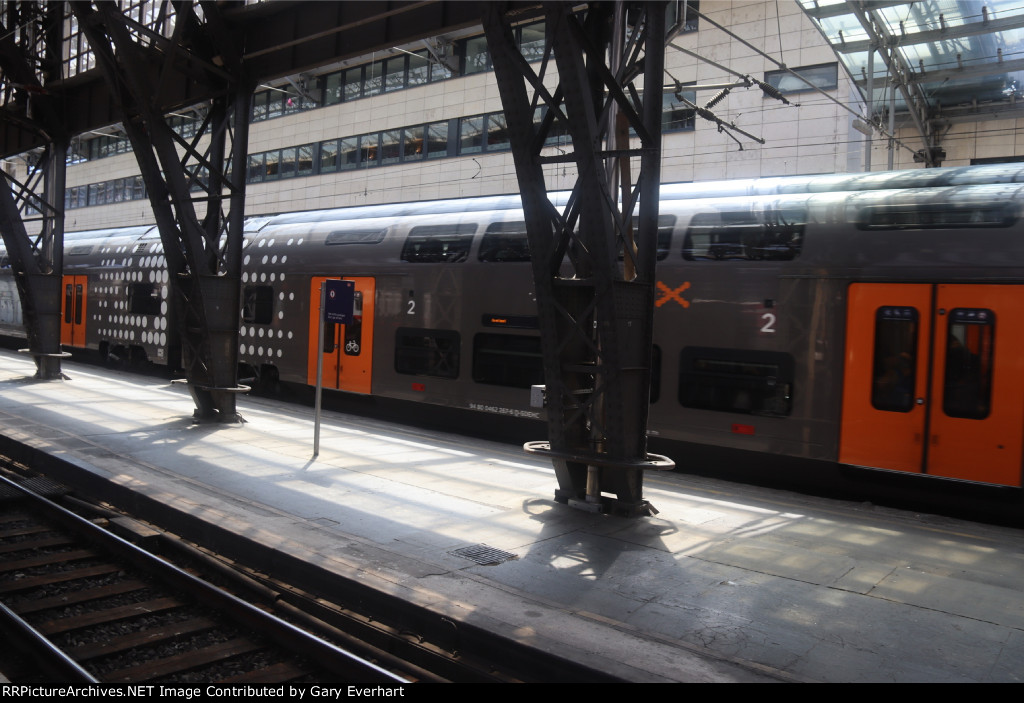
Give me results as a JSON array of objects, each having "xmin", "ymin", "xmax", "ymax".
[{"xmin": 0, "ymin": 349, "xmax": 1022, "ymax": 682}]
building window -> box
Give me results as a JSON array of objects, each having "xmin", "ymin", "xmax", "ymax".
[
  {"xmin": 669, "ymin": 1, "xmax": 700, "ymax": 34},
  {"xmin": 764, "ymin": 63, "xmax": 838, "ymax": 95},
  {"xmin": 426, "ymin": 121, "xmax": 450, "ymax": 159},
  {"xmin": 464, "ymin": 36, "xmax": 490, "ymax": 74},
  {"xmin": 664, "ymin": 87, "xmax": 695, "ymax": 132}
]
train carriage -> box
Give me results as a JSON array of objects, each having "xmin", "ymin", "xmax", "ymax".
[{"xmin": 3, "ymin": 164, "xmax": 1024, "ymax": 490}]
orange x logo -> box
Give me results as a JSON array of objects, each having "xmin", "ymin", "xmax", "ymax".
[{"xmin": 656, "ymin": 281, "xmax": 691, "ymax": 308}]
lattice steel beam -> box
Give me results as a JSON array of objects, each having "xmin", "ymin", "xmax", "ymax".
[
  {"xmin": 72, "ymin": 1, "xmax": 251, "ymax": 420},
  {"xmin": 484, "ymin": 1, "xmax": 672, "ymax": 517}
]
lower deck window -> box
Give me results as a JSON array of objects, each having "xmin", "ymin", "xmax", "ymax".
[
  {"xmin": 128, "ymin": 283, "xmax": 161, "ymax": 316},
  {"xmin": 242, "ymin": 285, "xmax": 274, "ymax": 324},
  {"xmin": 472, "ymin": 333, "xmax": 543, "ymax": 388},
  {"xmin": 679, "ymin": 347, "xmax": 793, "ymax": 416},
  {"xmin": 395, "ymin": 328, "xmax": 460, "ymax": 378}
]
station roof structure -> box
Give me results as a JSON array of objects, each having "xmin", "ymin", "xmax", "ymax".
[{"xmin": 799, "ymin": 0, "xmax": 1024, "ymax": 134}]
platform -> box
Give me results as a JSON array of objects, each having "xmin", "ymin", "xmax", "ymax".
[{"xmin": 0, "ymin": 348, "xmax": 1021, "ymax": 682}]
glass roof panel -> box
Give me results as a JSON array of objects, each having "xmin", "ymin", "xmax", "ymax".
[{"xmin": 799, "ymin": 0, "xmax": 1024, "ymax": 117}]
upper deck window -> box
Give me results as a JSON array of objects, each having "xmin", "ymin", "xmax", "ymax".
[
  {"xmin": 479, "ymin": 222, "xmax": 530, "ymax": 262},
  {"xmin": 325, "ymin": 229, "xmax": 387, "ymax": 246},
  {"xmin": 683, "ymin": 208, "xmax": 804, "ymax": 261},
  {"xmin": 401, "ymin": 224, "xmax": 477, "ymax": 263},
  {"xmin": 858, "ymin": 202, "xmax": 1015, "ymax": 230}
]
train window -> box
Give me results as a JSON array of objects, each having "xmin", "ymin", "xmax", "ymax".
[
  {"xmin": 327, "ymin": 291, "xmax": 364, "ymax": 356},
  {"xmin": 325, "ymin": 229, "xmax": 387, "ymax": 246},
  {"xmin": 857, "ymin": 202, "xmax": 1015, "ymax": 230},
  {"xmin": 242, "ymin": 285, "xmax": 274, "ymax": 325},
  {"xmin": 943, "ymin": 309, "xmax": 995, "ymax": 420},
  {"xmin": 683, "ymin": 208, "xmax": 804, "ymax": 261},
  {"xmin": 870, "ymin": 307, "xmax": 918, "ymax": 413},
  {"xmin": 402, "ymin": 224, "xmax": 476, "ymax": 263},
  {"xmin": 473, "ymin": 333, "xmax": 543, "ymax": 388},
  {"xmin": 128, "ymin": 283, "xmax": 161, "ymax": 316},
  {"xmin": 619, "ymin": 215, "xmax": 676, "ymax": 262},
  {"xmin": 479, "ymin": 222, "xmax": 530, "ymax": 262},
  {"xmin": 67, "ymin": 245, "xmax": 93, "ymax": 256},
  {"xmin": 395, "ymin": 328, "xmax": 460, "ymax": 379},
  {"xmin": 678, "ymin": 347, "xmax": 793, "ymax": 416}
]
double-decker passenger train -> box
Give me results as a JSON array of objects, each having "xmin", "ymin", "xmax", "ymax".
[{"xmin": 3, "ymin": 163, "xmax": 1024, "ymax": 490}]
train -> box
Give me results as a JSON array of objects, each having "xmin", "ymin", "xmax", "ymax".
[{"xmin": 3, "ymin": 163, "xmax": 1024, "ymax": 491}]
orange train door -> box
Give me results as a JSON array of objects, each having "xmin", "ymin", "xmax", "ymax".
[
  {"xmin": 307, "ymin": 276, "xmax": 375, "ymax": 394},
  {"xmin": 61, "ymin": 275, "xmax": 88, "ymax": 347},
  {"xmin": 840, "ymin": 283, "xmax": 1024, "ymax": 487}
]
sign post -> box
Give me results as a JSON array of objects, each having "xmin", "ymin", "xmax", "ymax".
[{"xmin": 314, "ymin": 279, "xmax": 355, "ymax": 456}]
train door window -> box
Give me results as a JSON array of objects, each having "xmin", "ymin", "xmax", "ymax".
[
  {"xmin": 479, "ymin": 222, "xmax": 530, "ymax": 262},
  {"xmin": 942, "ymin": 309, "xmax": 995, "ymax": 420},
  {"xmin": 870, "ymin": 307, "xmax": 918, "ymax": 412},
  {"xmin": 242, "ymin": 285, "xmax": 274, "ymax": 325},
  {"xmin": 402, "ymin": 224, "xmax": 476, "ymax": 263},
  {"xmin": 64, "ymin": 282, "xmax": 75, "ymax": 324},
  {"xmin": 343, "ymin": 292, "xmax": 363, "ymax": 356},
  {"xmin": 472, "ymin": 333, "xmax": 543, "ymax": 387},
  {"xmin": 679, "ymin": 347, "xmax": 793, "ymax": 416},
  {"xmin": 395, "ymin": 328, "xmax": 460, "ymax": 378},
  {"xmin": 128, "ymin": 283, "xmax": 161, "ymax": 316},
  {"xmin": 73, "ymin": 282, "xmax": 84, "ymax": 325}
]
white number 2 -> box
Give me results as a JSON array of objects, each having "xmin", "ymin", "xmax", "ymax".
[
  {"xmin": 407, "ymin": 300, "xmax": 416, "ymax": 315},
  {"xmin": 760, "ymin": 312, "xmax": 776, "ymax": 334}
]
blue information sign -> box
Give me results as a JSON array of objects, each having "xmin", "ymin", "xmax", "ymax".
[{"xmin": 324, "ymin": 279, "xmax": 355, "ymax": 324}]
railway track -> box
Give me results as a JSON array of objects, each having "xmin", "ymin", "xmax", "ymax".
[
  {"xmin": 0, "ymin": 470, "xmax": 410, "ymax": 684},
  {"xmin": 0, "ymin": 458, "xmax": 622, "ymax": 683}
]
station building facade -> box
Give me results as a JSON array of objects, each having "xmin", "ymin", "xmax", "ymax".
[{"xmin": 38, "ymin": 1, "xmax": 1024, "ymax": 233}]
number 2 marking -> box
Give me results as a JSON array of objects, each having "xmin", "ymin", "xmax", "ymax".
[
  {"xmin": 760, "ymin": 312, "xmax": 776, "ymax": 334},
  {"xmin": 407, "ymin": 300, "xmax": 416, "ymax": 315}
]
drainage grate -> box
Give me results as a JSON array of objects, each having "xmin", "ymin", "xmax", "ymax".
[{"xmin": 450, "ymin": 544, "xmax": 517, "ymax": 566}]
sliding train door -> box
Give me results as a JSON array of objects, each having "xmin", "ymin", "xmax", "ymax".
[
  {"xmin": 840, "ymin": 283, "xmax": 1024, "ymax": 486},
  {"xmin": 307, "ymin": 276, "xmax": 375, "ymax": 394},
  {"xmin": 61, "ymin": 275, "xmax": 88, "ymax": 347}
]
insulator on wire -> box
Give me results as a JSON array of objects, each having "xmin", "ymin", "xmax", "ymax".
[
  {"xmin": 705, "ymin": 88, "xmax": 730, "ymax": 110},
  {"xmin": 755, "ymin": 78, "xmax": 791, "ymax": 105}
]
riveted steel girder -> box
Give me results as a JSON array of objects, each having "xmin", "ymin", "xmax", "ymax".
[
  {"xmin": 72, "ymin": 1, "xmax": 251, "ymax": 421},
  {"xmin": 484, "ymin": 1, "xmax": 673, "ymax": 517}
]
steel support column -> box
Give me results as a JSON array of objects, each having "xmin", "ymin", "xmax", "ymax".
[
  {"xmin": 484, "ymin": 2, "xmax": 672, "ymax": 517},
  {"xmin": 0, "ymin": 3, "xmax": 68, "ymax": 379},
  {"xmin": 72, "ymin": 1, "xmax": 251, "ymax": 421}
]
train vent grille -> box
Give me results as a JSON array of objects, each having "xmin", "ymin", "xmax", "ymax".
[
  {"xmin": 450, "ymin": 544, "xmax": 517, "ymax": 566},
  {"xmin": 133, "ymin": 243, "xmax": 150, "ymax": 254}
]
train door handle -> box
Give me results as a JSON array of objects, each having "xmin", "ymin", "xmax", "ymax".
[{"xmin": 916, "ymin": 398, "xmax": 924, "ymax": 405}]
